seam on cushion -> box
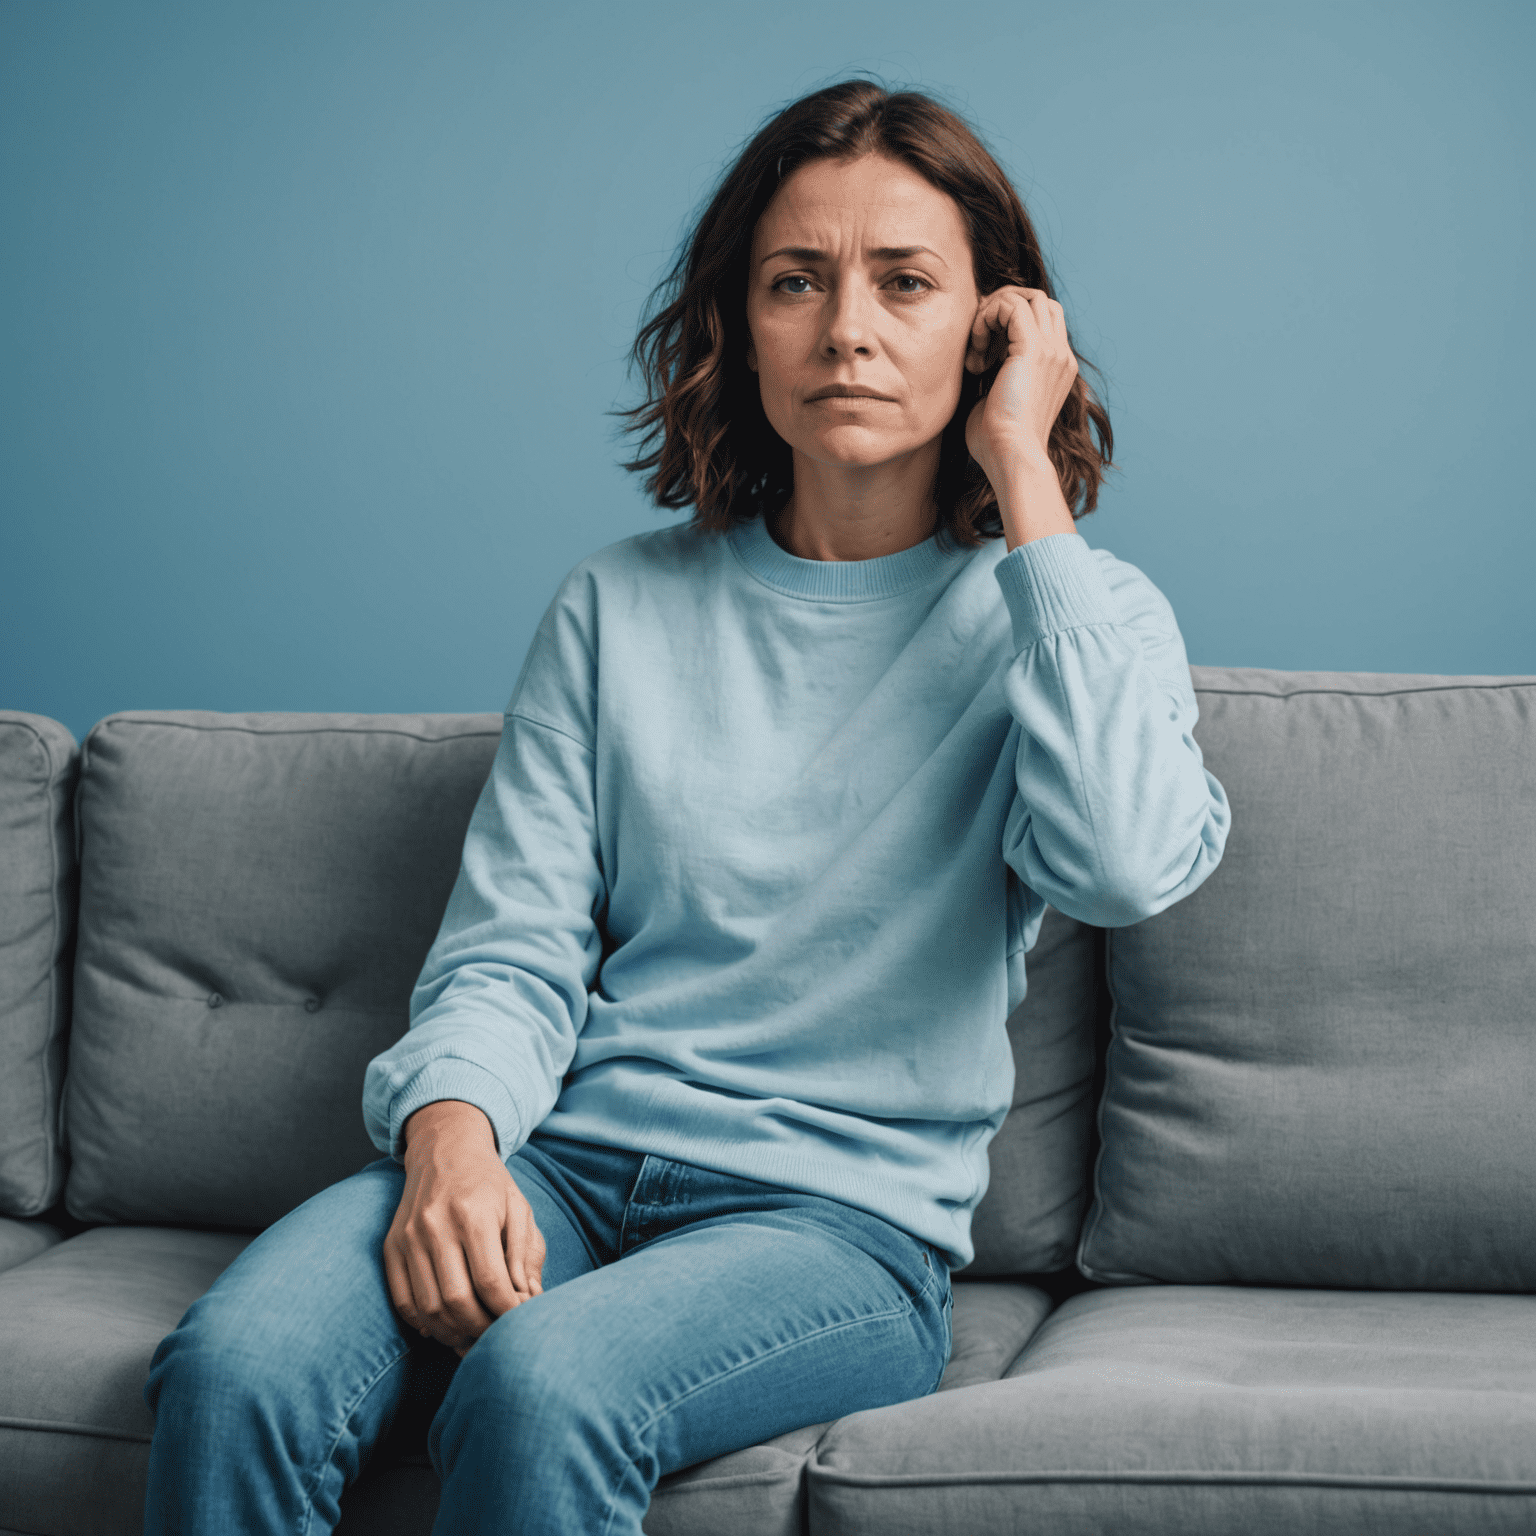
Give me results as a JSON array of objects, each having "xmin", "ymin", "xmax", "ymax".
[
  {"xmin": 806, "ymin": 1465, "xmax": 1536, "ymax": 1494},
  {"xmin": 1194, "ymin": 679, "xmax": 1536, "ymax": 700},
  {"xmin": 997, "ymin": 1302, "xmax": 1058, "ymax": 1379},
  {"xmin": 89, "ymin": 716, "xmax": 501, "ymax": 744},
  {"xmin": 0, "ymin": 1414, "xmax": 150, "ymax": 1443},
  {"xmin": 810, "ymin": 1418, "xmax": 841, "ymax": 1456}
]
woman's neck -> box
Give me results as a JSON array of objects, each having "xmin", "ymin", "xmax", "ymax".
[{"xmin": 770, "ymin": 442, "xmax": 940, "ymax": 562}]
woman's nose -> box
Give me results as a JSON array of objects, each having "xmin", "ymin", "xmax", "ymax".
[{"xmin": 821, "ymin": 284, "xmax": 877, "ymax": 359}]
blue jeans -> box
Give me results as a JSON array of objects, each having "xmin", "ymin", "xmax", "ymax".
[{"xmin": 142, "ymin": 1131, "xmax": 953, "ymax": 1534}]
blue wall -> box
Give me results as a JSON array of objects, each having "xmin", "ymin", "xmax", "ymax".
[{"xmin": 3, "ymin": 1, "xmax": 1531, "ymax": 742}]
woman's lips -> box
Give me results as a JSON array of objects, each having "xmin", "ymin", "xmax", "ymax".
[{"xmin": 804, "ymin": 387, "xmax": 898, "ymax": 403}]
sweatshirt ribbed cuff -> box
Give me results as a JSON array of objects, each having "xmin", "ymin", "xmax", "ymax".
[
  {"xmin": 993, "ymin": 532, "xmax": 1122, "ymax": 651},
  {"xmin": 387, "ymin": 1058, "xmax": 525, "ymax": 1163}
]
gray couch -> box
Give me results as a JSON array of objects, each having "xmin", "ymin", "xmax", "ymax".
[{"xmin": 2, "ymin": 664, "xmax": 1533, "ymax": 1536}]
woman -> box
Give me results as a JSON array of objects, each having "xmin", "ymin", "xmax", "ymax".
[{"xmin": 142, "ymin": 79, "xmax": 1229, "ymax": 1534}]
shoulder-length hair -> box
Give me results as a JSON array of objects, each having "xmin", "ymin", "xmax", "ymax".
[{"xmin": 621, "ymin": 79, "xmax": 1114, "ymax": 547}]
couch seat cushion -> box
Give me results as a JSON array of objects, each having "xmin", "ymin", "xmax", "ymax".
[
  {"xmin": 0, "ymin": 1215, "xmax": 64, "ymax": 1275},
  {"xmin": 808, "ymin": 1284, "xmax": 1536, "ymax": 1535},
  {"xmin": 0, "ymin": 1225, "xmax": 252, "ymax": 1536}
]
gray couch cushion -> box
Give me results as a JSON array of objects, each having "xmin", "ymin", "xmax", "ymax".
[
  {"xmin": 1079, "ymin": 669, "xmax": 1536, "ymax": 1289},
  {"xmin": 963, "ymin": 908, "xmax": 1102, "ymax": 1276},
  {"xmin": 0, "ymin": 712, "xmax": 78, "ymax": 1217},
  {"xmin": 0, "ymin": 1216, "xmax": 64, "ymax": 1275},
  {"xmin": 808, "ymin": 1284, "xmax": 1536, "ymax": 1535},
  {"xmin": 935, "ymin": 1280, "xmax": 1053, "ymax": 1392},
  {"xmin": 0, "ymin": 1225, "xmax": 253, "ymax": 1536},
  {"xmin": 64, "ymin": 711, "xmax": 502, "ymax": 1228}
]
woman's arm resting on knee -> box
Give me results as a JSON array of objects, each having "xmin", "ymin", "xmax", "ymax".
[{"xmin": 382, "ymin": 1099, "xmax": 548, "ymax": 1356}]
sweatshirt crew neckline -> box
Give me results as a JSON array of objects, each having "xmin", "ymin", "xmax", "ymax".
[{"xmin": 727, "ymin": 513, "xmax": 969, "ymax": 603}]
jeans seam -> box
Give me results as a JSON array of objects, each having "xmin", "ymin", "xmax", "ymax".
[
  {"xmin": 296, "ymin": 1344, "xmax": 412, "ymax": 1536},
  {"xmin": 596, "ymin": 1299, "xmax": 916, "ymax": 1536}
]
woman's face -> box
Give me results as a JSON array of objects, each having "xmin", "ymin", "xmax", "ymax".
[{"xmin": 745, "ymin": 153, "xmax": 980, "ymax": 475}]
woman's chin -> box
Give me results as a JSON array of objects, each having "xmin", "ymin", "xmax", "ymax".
[{"xmin": 794, "ymin": 427, "xmax": 928, "ymax": 472}]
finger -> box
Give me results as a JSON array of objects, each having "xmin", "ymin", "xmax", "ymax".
[
  {"xmin": 1017, "ymin": 291, "xmax": 1068, "ymax": 348},
  {"xmin": 401, "ymin": 1226, "xmax": 450, "ymax": 1339},
  {"xmin": 382, "ymin": 1238, "xmax": 423, "ymax": 1331},
  {"xmin": 1032, "ymin": 295, "xmax": 1066, "ymax": 340},
  {"xmin": 969, "ymin": 291, "xmax": 1009, "ymax": 354},
  {"xmin": 505, "ymin": 1218, "xmax": 535, "ymax": 1299},
  {"xmin": 504, "ymin": 1180, "xmax": 547, "ymax": 1298},
  {"xmin": 429, "ymin": 1233, "xmax": 499, "ymax": 1339},
  {"xmin": 967, "ymin": 297, "xmax": 1010, "ymax": 376},
  {"xmin": 521, "ymin": 1217, "xmax": 547, "ymax": 1297},
  {"xmin": 975, "ymin": 289, "xmax": 1042, "ymax": 359},
  {"xmin": 465, "ymin": 1223, "xmax": 521, "ymax": 1317}
]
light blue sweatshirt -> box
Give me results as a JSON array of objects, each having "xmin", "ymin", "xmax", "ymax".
[{"xmin": 362, "ymin": 518, "xmax": 1229, "ymax": 1268}]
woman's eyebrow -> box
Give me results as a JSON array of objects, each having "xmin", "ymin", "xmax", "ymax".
[
  {"xmin": 868, "ymin": 245, "xmax": 949, "ymax": 268},
  {"xmin": 758, "ymin": 245, "xmax": 829, "ymax": 266},
  {"xmin": 757, "ymin": 243, "xmax": 950, "ymax": 267}
]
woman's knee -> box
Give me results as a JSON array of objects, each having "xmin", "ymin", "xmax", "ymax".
[
  {"xmin": 144, "ymin": 1161, "xmax": 410, "ymax": 1425},
  {"xmin": 145, "ymin": 1293, "xmax": 288, "ymax": 1424}
]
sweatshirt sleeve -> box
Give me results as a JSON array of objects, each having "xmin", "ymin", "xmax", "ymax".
[
  {"xmin": 361, "ymin": 568, "xmax": 607, "ymax": 1161},
  {"xmin": 994, "ymin": 531, "xmax": 1230, "ymax": 929}
]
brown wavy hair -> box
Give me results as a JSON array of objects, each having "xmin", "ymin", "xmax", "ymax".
[{"xmin": 621, "ymin": 79, "xmax": 1115, "ymax": 547}]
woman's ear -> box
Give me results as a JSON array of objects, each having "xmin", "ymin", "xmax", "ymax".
[{"xmin": 746, "ymin": 341, "xmax": 758, "ymax": 373}]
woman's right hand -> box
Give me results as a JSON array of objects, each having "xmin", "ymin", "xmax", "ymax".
[{"xmin": 383, "ymin": 1099, "xmax": 546, "ymax": 1356}]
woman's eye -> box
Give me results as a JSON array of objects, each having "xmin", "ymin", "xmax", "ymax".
[
  {"xmin": 775, "ymin": 275, "xmax": 814, "ymax": 295},
  {"xmin": 890, "ymin": 274, "xmax": 928, "ymax": 294}
]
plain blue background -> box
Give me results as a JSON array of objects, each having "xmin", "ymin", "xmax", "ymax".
[{"xmin": 3, "ymin": 1, "xmax": 1531, "ymax": 741}]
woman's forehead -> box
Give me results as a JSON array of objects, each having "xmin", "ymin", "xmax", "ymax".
[{"xmin": 751, "ymin": 155, "xmax": 969, "ymax": 262}]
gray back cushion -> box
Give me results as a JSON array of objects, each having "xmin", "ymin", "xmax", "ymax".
[
  {"xmin": 65, "ymin": 713, "xmax": 501, "ymax": 1228},
  {"xmin": 61, "ymin": 708, "xmax": 1105, "ymax": 1254},
  {"xmin": 1079, "ymin": 669, "xmax": 1536, "ymax": 1290},
  {"xmin": 0, "ymin": 713, "xmax": 78, "ymax": 1217},
  {"xmin": 964, "ymin": 907, "xmax": 1103, "ymax": 1276}
]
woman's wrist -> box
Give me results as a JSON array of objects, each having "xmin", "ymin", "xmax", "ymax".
[
  {"xmin": 402, "ymin": 1099, "xmax": 496, "ymax": 1164},
  {"xmin": 991, "ymin": 450, "xmax": 1077, "ymax": 551}
]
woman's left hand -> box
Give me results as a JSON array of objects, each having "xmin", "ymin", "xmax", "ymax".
[{"xmin": 964, "ymin": 287, "xmax": 1078, "ymax": 491}]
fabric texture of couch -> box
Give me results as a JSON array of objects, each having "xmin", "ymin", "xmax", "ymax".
[{"xmin": 0, "ymin": 667, "xmax": 1532, "ymax": 1535}]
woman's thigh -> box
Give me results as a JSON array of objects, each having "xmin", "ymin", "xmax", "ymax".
[{"xmin": 429, "ymin": 1181, "xmax": 952, "ymax": 1533}]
